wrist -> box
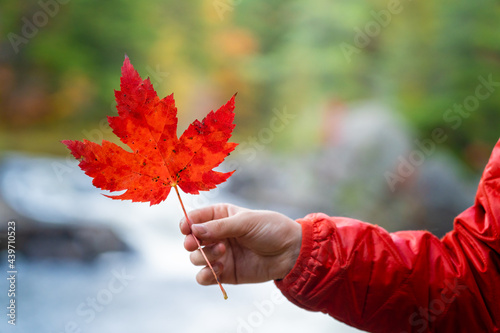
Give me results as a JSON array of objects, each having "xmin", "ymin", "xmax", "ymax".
[{"xmin": 278, "ymin": 220, "xmax": 302, "ymax": 280}]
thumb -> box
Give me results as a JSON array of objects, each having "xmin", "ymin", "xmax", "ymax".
[{"xmin": 191, "ymin": 215, "xmax": 250, "ymax": 242}]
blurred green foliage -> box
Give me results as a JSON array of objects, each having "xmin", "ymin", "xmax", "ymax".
[{"xmin": 1, "ymin": 0, "xmax": 499, "ymax": 169}]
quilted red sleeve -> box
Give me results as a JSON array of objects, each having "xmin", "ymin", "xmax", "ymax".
[{"xmin": 276, "ymin": 140, "xmax": 500, "ymax": 333}]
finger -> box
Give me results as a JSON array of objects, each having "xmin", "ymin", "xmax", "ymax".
[
  {"xmin": 179, "ymin": 217, "xmax": 191, "ymax": 235},
  {"xmin": 191, "ymin": 213, "xmax": 252, "ymax": 243},
  {"xmin": 183, "ymin": 230, "xmax": 221, "ymax": 251},
  {"xmin": 190, "ymin": 243, "xmax": 225, "ymax": 266},
  {"xmin": 196, "ymin": 263, "xmax": 223, "ymax": 286},
  {"xmin": 180, "ymin": 205, "xmax": 223, "ymax": 235},
  {"xmin": 183, "ymin": 234, "xmax": 199, "ymax": 252},
  {"xmin": 186, "ymin": 203, "xmax": 245, "ymax": 226}
]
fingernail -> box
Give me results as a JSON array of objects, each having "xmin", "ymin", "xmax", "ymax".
[{"xmin": 192, "ymin": 224, "xmax": 208, "ymax": 235}]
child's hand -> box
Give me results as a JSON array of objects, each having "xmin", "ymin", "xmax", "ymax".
[{"xmin": 180, "ymin": 203, "xmax": 302, "ymax": 285}]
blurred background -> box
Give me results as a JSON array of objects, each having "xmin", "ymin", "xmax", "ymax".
[{"xmin": 1, "ymin": 0, "xmax": 500, "ymax": 332}]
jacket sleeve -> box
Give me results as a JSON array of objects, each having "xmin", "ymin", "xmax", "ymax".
[{"xmin": 276, "ymin": 140, "xmax": 500, "ymax": 333}]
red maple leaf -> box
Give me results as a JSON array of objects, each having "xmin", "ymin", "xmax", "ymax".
[
  {"xmin": 63, "ymin": 56, "xmax": 238, "ymax": 299},
  {"xmin": 62, "ymin": 56, "xmax": 238, "ymax": 206}
]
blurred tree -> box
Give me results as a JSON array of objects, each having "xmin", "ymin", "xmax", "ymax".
[
  {"xmin": 0, "ymin": 0, "xmax": 499, "ymax": 166},
  {"xmin": 0, "ymin": 0, "xmax": 161, "ymax": 153},
  {"xmin": 378, "ymin": 0, "xmax": 500, "ymax": 170},
  {"xmin": 221, "ymin": 0, "xmax": 500, "ymax": 167},
  {"xmin": 1, "ymin": 0, "xmax": 159, "ymax": 123}
]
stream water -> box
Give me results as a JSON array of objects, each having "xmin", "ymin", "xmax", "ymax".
[{"xmin": 0, "ymin": 153, "xmax": 361, "ymax": 333}]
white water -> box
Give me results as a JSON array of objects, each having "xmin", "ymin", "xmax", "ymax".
[{"xmin": 0, "ymin": 154, "xmax": 362, "ymax": 333}]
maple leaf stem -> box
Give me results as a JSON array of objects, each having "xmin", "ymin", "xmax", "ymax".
[{"xmin": 174, "ymin": 185, "xmax": 228, "ymax": 300}]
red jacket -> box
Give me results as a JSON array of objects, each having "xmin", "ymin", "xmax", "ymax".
[{"xmin": 276, "ymin": 140, "xmax": 500, "ymax": 333}]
